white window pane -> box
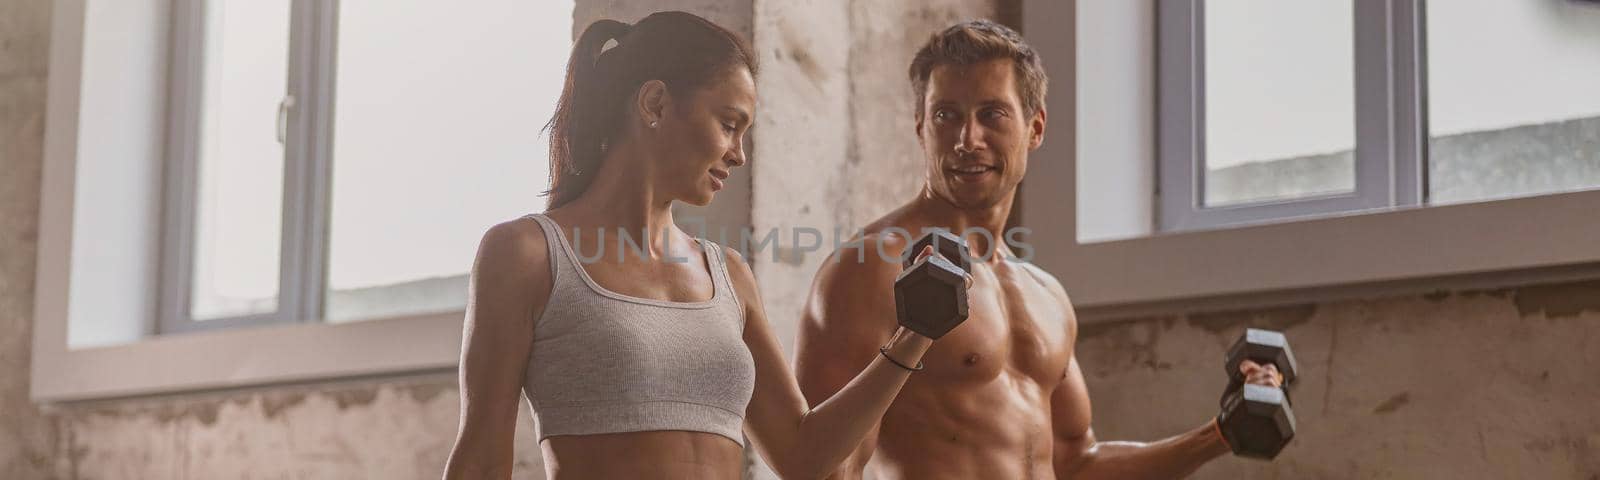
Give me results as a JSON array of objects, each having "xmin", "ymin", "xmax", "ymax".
[
  {"xmin": 326, "ymin": 0, "xmax": 572, "ymax": 323},
  {"xmin": 1203, "ymin": 0, "xmax": 1355, "ymax": 207},
  {"xmin": 1426, "ymin": 0, "xmax": 1600, "ymax": 205},
  {"xmin": 191, "ymin": 0, "xmax": 292, "ymax": 321}
]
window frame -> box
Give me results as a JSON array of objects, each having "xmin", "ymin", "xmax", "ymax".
[
  {"xmin": 1156, "ymin": 0, "xmax": 1427, "ymax": 232},
  {"xmin": 157, "ymin": 0, "xmax": 339, "ymax": 334},
  {"xmin": 1019, "ymin": 0, "xmax": 1600, "ymax": 318},
  {"xmin": 31, "ymin": 0, "xmax": 550, "ymax": 402}
]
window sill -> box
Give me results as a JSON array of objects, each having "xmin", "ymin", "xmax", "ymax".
[
  {"xmin": 1024, "ymin": 187, "xmax": 1600, "ymax": 319},
  {"xmin": 30, "ymin": 310, "xmax": 463, "ymax": 402}
]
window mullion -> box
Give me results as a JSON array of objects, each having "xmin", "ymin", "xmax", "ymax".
[
  {"xmin": 1353, "ymin": 0, "xmax": 1399, "ymax": 209},
  {"xmin": 1391, "ymin": 0, "xmax": 1427, "ymax": 207},
  {"xmin": 295, "ymin": 0, "xmax": 340, "ymax": 323},
  {"xmin": 279, "ymin": 0, "xmax": 318, "ymax": 324},
  {"xmin": 1156, "ymin": 0, "xmax": 1204, "ymax": 232},
  {"xmin": 158, "ymin": 0, "xmax": 206, "ymax": 335}
]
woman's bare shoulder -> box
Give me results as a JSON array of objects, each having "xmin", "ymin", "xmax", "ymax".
[{"xmin": 474, "ymin": 214, "xmax": 554, "ymax": 287}]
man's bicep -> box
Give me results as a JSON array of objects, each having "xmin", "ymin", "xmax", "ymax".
[
  {"xmin": 1052, "ymin": 355, "xmax": 1096, "ymax": 455},
  {"xmin": 796, "ymin": 317, "xmax": 883, "ymax": 480},
  {"xmin": 795, "ymin": 253, "xmax": 900, "ymax": 479},
  {"xmin": 794, "ymin": 258, "xmax": 896, "ymax": 404}
]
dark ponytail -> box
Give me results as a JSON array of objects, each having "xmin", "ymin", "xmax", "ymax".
[{"xmin": 543, "ymin": 12, "xmax": 757, "ymax": 209}]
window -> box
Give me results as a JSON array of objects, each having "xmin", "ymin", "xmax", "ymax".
[
  {"xmin": 1425, "ymin": 0, "xmax": 1600, "ymax": 204},
  {"xmin": 159, "ymin": 0, "xmax": 574, "ymax": 334},
  {"xmin": 179, "ymin": 0, "xmax": 292, "ymax": 324},
  {"xmin": 1019, "ymin": 0, "xmax": 1600, "ymax": 313},
  {"xmin": 1157, "ymin": 0, "xmax": 1599, "ymax": 233},
  {"xmin": 1202, "ymin": 0, "xmax": 1355, "ymax": 208},
  {"xmin": 1158, "ymin": 0, "xmax": 1420, "ymax": 232}
]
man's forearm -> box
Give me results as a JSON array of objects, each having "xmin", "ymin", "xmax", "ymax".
[{"xmin": 1055, "ymin": 420, "xmax": 1232, "ymax": 480}]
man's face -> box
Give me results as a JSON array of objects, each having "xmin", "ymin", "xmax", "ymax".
[{"xmin": 916, "ymin": 58, "xmax": 1045, "ymax": 210}]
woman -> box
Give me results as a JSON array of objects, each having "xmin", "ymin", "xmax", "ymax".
[{"xmin": 442, "ymin": 11, "xmax": 963, "ymax": 480}]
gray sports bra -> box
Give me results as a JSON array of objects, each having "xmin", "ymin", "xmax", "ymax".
[{"xmin": 522, "ymin": 214, "xmax": 755, "ymax": 445}]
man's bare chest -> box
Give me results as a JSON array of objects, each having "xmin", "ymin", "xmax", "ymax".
[{"xmin": 917, "ymin": 265, "xmax": 1074, "ymax": 386}]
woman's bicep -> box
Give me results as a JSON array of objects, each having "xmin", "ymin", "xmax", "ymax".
[{"xmin": 446, "ymin": 220, "xmax": 550, "ymax": 477}]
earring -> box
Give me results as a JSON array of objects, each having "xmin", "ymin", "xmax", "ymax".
[{"xmin": 649, "ymin": 120, "xmax": 658, "ymax": 128}]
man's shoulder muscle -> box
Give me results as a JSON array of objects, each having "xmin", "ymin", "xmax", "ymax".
[{"xmin": 1013, "ymin": 260, "xmax": 1070, "ymax": 303}]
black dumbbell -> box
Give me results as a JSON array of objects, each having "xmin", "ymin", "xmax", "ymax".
[
  {"xmin": 1217, "ymin": 328, "xmax": 1298, "ymax": 460},
  {"xmin": 901, "ymin": 230, "xmax": 971, "ymax": 273},
  {"xmin": 892, "ymin": 232, "xmax": 971, "ymax": 339}
]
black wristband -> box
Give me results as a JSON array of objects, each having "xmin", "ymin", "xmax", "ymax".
[{"xmin": 879, "ymin": 346, "xmax": 925, "ymax": 372}]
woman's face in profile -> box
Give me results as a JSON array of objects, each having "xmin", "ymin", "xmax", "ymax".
[{"xmin": 656, "ymin": 66, "xmax": 756, "ymax": 207}]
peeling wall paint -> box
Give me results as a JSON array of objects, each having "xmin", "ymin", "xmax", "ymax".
[
  {"xmin": 1080, "ymin": 285, "xmax": 1600, "ymax": 479},
  {"xmin": 1513, "ymin": 279, "xmax": 1600, "ymax": 319},
  {"xmin": 40, "ymin": 376, "xmax": 509, "ymax": 480}
]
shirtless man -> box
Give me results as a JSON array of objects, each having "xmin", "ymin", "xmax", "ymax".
[{"xmin": 796, "ymin": 21, "xmax": 1284, "ymax": 479}]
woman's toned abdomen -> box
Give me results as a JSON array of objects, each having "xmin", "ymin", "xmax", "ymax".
[{"xmin": 541, "ymin": 430, "xmax": 745, "ymax": 480}]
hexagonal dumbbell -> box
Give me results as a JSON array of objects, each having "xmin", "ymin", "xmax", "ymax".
[
  {"xmin": 901, "ymin": 230, "xmax": 971, "ymax": 273},
  {"xmin": 1217, "ymin": 328, "xmax": 1298, "ymax": 460},
  {"xmin": 1224, "ymin": 329, "xmax": 1298, "ymax": 386},
  {"xmin": 892, "ymin": 232, "xmax": 972, "ymax": 340}
]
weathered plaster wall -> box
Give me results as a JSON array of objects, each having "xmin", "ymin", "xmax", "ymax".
[
  {"xmin": 1082, "ymin": 282, "xmax": 1600, "ymax": 479},
  {"xmin": 2, "ymin": 0, "xmax": 61, "ymax": 477},
  {"xmin": 43, "ymin": 376, "xmax": 508, "ymax": 479}
]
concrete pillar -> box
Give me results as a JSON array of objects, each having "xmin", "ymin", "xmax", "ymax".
[
  {"xmin": 0, "ymin": 0, "xmax": 62, "ymax": 477},
  {"xmin": 751, "ymin": 0, "xmax": 1002, "ymax": 360}
]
